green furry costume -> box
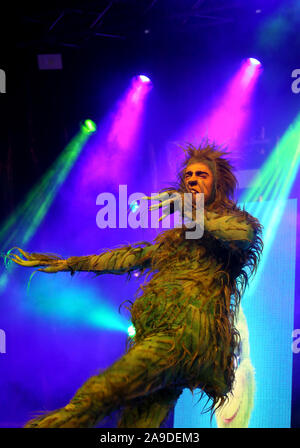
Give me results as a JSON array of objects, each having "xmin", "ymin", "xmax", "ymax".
[{"xmin": 9, "ymin": 143, "xmax": 263, "ymax": 428}]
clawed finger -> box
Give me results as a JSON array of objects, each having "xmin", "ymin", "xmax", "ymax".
[
  {"xmin": 149, "ymin": 198, "xmax": 174, "ymax": 211},
  {"xmin": 158, "ymin": 213, "xmax": 168, "ymax": 222},
  {"xmin": 10, "ymin": 256, "xmax": 45, "ymax": 267},
  {"xmin": 141, "ymin": 192, "xmax": 170, "ymax": 202},
  {"xmin": 7, "ymin": 248, "xmax": 50, "ymax": 268},
  {"xmin": 149, "ymin": 200, "xmax": 171, "ymax": 212}
]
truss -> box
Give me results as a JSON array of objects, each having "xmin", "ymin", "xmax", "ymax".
[{"xmin": 14, "ymin": 0, "xmax": 260, "ymax": 49}]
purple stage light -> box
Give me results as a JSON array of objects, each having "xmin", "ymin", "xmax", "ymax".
[
  {"xmin": 138, "ymin": 75, "xmax": 151, "ymax": 83},
  {"xmin": 78, "ymin": 75, "xmax": 153, "ymax": 189},
  {"xmin": 248, "ymin": 58, "xmax": 262, "ymax": 66},
  {"xmin": 180, "ymin": 58, "xmax": 262, "ymax": 151},
  {"xmin": 108, "ymin": 75, "xmax": 152, "ymax": 148}
]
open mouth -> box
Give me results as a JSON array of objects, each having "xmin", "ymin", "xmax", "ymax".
[{"xmin": 189, "ymin": 188, "xmax": 199, "ymax": 194}]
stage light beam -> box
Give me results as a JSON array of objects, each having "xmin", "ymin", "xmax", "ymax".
[
  {"xmin": 0, "ymin": 122, "xmax": 96, "ymax": 266},
  {"xmin": 107, "ymin": 75, "xmax": 152, "ymax": 150},
  {"xmin": 239, "ymin": 112, "xmax": 300, "ymax": 295},
  {"xmin": 22, "ymin": 275, "xmax": 130, "ymax": 333},
  {"xmin": 181, "ymin": 58, "xmax": 262, "ymax": 151},
  {"xmin": 80, "ymin": 75, "xmax": 153, "ymax": 189}
]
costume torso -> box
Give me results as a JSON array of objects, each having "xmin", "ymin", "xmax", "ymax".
[
  {"xmin": 130, "ymin": 226, "xmax": 248, "ymax": 396},
  {"xmin": 131, "ymin": 227, "xmax": 243, "ymax": 335}
]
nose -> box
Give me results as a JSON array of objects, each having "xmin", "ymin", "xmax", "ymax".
[{"xmin": 188, "ymin": 180, "xmax": 197, "ymax": 187}]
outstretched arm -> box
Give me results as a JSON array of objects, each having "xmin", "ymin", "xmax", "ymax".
[
  {"xmin": 8, "ymin": 243, "xmax": 157, "ymax": 275},
  {"xmin": 203, "ymin": 210, "xmax": 257, "ymax": 250}
]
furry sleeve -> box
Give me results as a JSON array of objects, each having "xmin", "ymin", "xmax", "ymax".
[
  {"xmin": 8, "ymin": 243, "xmax": 157, "ymax": 275},
  {"xmin": 203, "ymin": 210, "xmax": 259, "ymax": 250}
]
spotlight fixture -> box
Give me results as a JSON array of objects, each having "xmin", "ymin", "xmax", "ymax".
[
  {"xmin": 81, "ymin": 119, "xmax": 97, "ymax": 134},
  {"xmin": 248, "ymin": 58, "xmax": 262, "ymax": 66},
  {"xmin": 138, "ymin": 75, "xmax": 151, "ymax": 83},
  {"xmin": 129, "ymin": 200, "xmax": 139, "ymax": 213},
  {"xmin": 128, "ymin": 324, "xmax": 136, "ymax": 337}
]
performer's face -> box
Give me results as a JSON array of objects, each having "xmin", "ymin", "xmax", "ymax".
[{"xmin": 184, "ymin": 162, "xmax": 214, "ymax": 203}]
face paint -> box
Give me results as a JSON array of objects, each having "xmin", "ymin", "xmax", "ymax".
[{"xmin": 184, "ymin": 162, "xmax": 214, "ymax": 205}]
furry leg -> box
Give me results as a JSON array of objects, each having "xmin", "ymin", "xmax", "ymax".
[
  {"xmin": 118, "ymin": 387, "xmax": 182, "ymax": 428},
  {"xmin": 24, "ymin": 332, "xmax": 182, "ymax": 428}
]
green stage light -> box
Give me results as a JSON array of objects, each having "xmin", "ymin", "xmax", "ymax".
[
  {"xmin": 0, "ymin": 129, "xmax": 90, "ymax": 252},
  {"xmin": 239, "ymin": 113, "xmax": 300, "ymax": 295},
  {"xmin": 0, "ymin": 125, "xmax": 94, "ymax": 290},
  {"xmin": 241, "ymin": 114, "xmax": 300, "ymax": 206},
  {"xmin": 81, "ymin": 119, "xmax": 97, "ymax": 134}
]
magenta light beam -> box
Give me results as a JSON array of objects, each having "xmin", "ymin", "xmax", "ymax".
[
  {"xmin": 107, "ymin": 75, "xmax": 152, "ymax": 151},
  {"xmin": 181, "ymin": 58, "xmax": 262, "ymax": 150},
  {"xmin": 79, "ymin": 75, "xmax": 152, "ymax": 189}
]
